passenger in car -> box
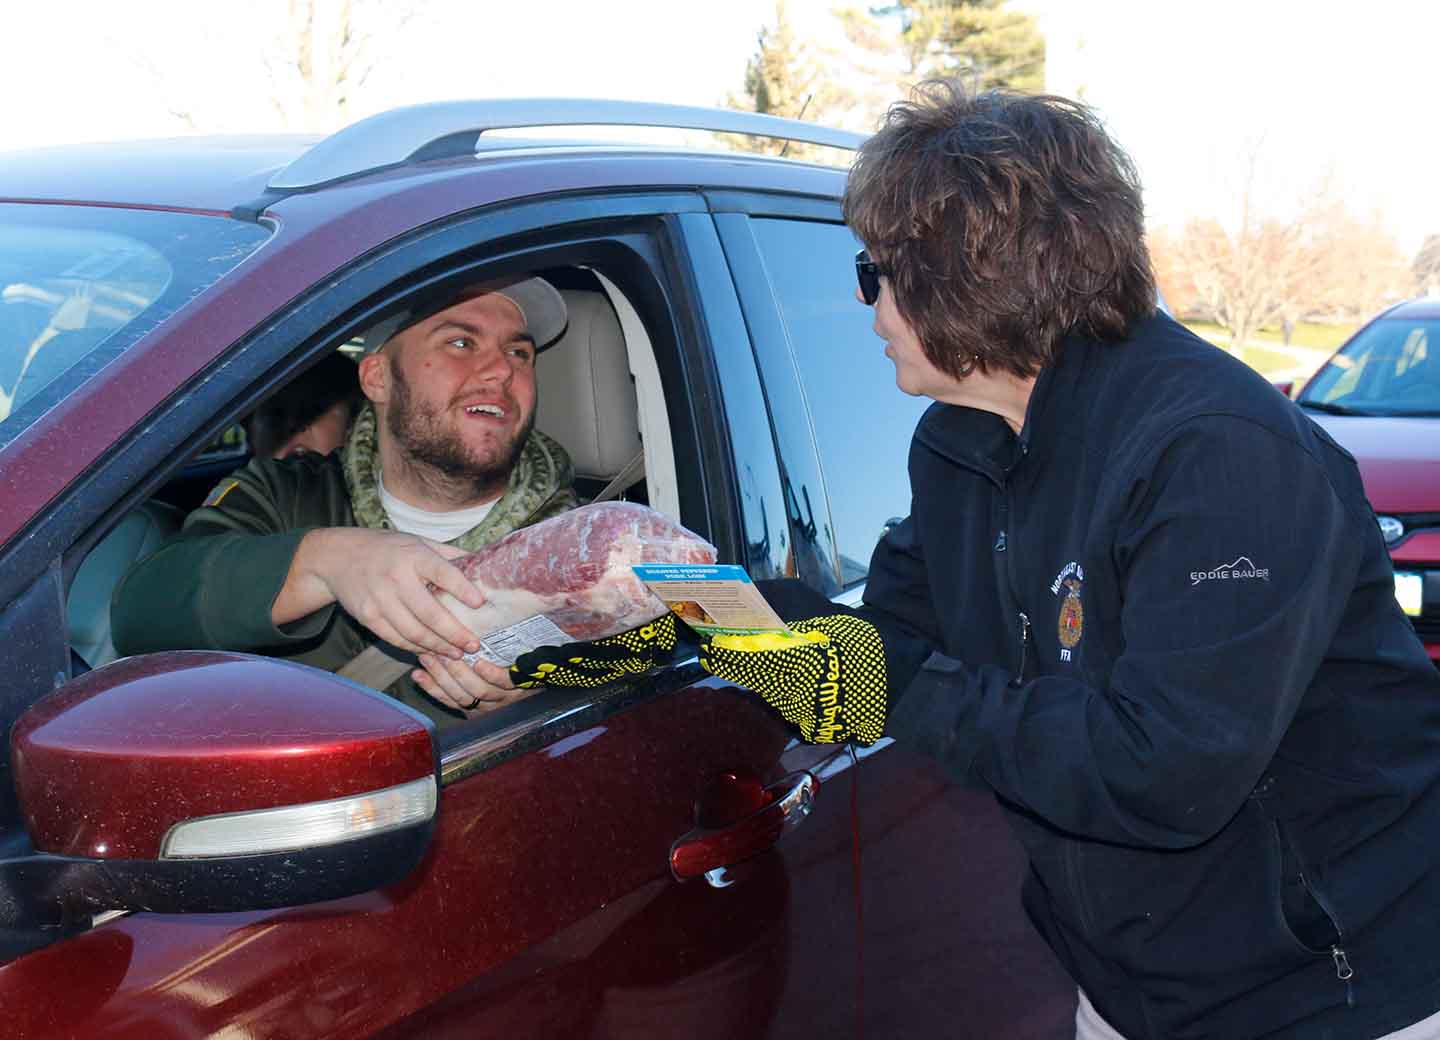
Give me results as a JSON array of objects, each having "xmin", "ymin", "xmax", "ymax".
[
  {"xmin": 684, "ymin": 81, "xmax": 1440, "ymax": 1040},
  {"xmin": 112, "ymin": 276, "xmax": 578, "ymax": 726},
  {"xmin": 244, "ymin": 351, "xmax": 363, "ymax": 459}
]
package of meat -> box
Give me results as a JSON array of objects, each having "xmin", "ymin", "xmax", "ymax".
[{"xmin": 444, "ymin": 502, "xmax": 718, "ymax": 665}]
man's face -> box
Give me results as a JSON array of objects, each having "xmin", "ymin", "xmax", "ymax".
[{"xmin": 366, "ymin": 292, "xmax": 538, "ymax": 489}]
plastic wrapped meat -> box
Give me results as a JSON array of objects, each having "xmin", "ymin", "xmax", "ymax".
[{"xmin": 442, "ymin": 502, "xmax": 718, "ymax": 665}]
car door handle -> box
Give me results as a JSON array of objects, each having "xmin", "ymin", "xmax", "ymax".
[{"xmin": 669, "ymin": 771, "xmax": 817, "ymax": 884}]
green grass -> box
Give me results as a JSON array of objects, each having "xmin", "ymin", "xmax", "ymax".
[
  {"xmin": 1183, "ymin": 319, "xmax": 1354, "ymax": 352},
  {"xmin": 1236, "ymin": 345, "xmax": 1303, "ymax": 376},
  {"xmin": 1180, "ymin": 319, "xmax": 1354, "ymax": 380}
]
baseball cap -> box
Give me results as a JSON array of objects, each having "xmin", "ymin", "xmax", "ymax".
[{"xmin": 360, "ymin": 275, "xmax": 568, "ymax": 354}]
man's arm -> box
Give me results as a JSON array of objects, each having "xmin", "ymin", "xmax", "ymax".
[
  {"xmin": 275, "ymin": 525, "xmax": 485, "ymax": 654},
  {"xmin": 113, "ymin": 458, "xmax": 485, "ymax": 659}
]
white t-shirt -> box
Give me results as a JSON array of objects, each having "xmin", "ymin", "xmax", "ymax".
[{"xmin": 379, "ymin": 477, "xmax": 497, "ymax": 542}]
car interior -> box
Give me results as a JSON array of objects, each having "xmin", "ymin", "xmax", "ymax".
[{"xmin": 63, "ymin": 266, "xmax": 677, "ymax": 690}]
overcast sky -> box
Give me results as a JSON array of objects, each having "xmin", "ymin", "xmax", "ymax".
[{"xmin": 4, "ymin": 0, "xmax": 1436, "ymax": 252}]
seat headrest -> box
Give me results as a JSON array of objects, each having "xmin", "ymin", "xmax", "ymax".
[{"xmin": 535, "ymin": 290, "xmax": 642, "ymax": 480}]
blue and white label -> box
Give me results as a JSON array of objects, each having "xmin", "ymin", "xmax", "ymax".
[{"xmin": 631, "ymin": 564, "xmax": 754, "ymax": 584}]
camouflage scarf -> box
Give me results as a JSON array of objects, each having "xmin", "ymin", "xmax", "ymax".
[{"xmin": 341, "ymin": 403, "xmax": 578, "ymax": 551}]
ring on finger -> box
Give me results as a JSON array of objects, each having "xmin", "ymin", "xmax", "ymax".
[{"xmin": 462, "ymin": 695, "xmax": 483, "ymax": 711}]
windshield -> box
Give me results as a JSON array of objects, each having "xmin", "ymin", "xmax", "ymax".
[
  {"xmin": 1299, "ymin": 315, "xmax": 1440, "ymax": 417},
  {"xmin": 0, "ymin": 203, "xmax": 270, "ymax": 443}
]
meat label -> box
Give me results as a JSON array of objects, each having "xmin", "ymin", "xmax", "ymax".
[{"xmin": 630, "ymin": 564, "xmax": 790, "ymax": 637}]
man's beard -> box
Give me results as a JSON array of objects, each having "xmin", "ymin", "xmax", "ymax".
[{"xmin": 385, "ymin": 363, "xmax": 533, "ymax": 501}]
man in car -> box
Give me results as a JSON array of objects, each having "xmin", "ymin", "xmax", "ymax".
[
  {"xmin": 113, "ymin": 276, "xmax": 575, "ymax": 724},
  {"xmin": 244, "ymin": 350, "xmax": 363, "ymax": 460}
]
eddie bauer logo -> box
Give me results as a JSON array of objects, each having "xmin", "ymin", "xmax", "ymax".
[{"xmin": 1191, "ymin": 556, "xmax": 1270, "ymax": 586}]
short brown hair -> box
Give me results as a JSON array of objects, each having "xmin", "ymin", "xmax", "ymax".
[
  {"xmin": 246, "ymin": 352, "xmax": 362, "ymax": 458},
  {"xmin": 844, "ymin": 79, "xmax": 1156, "ymax": 378}
]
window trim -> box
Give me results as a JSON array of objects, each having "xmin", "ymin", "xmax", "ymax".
[
  {"xmin": 712, "ymin": 206, "xmax": 848, "ymax": 593},
  {"xmin": 713, "ymin": 203, "xmax": 928, "ymax": 593}
]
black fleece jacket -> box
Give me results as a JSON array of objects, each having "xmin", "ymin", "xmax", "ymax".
[{"xmin": 863, "ymin": 313, "xmax": 1440, "ymax": 1040}]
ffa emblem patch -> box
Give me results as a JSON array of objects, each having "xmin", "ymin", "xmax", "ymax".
[{"xmin": 1057, "ymin": 577, "xmax": 1084, "ymax": 652}]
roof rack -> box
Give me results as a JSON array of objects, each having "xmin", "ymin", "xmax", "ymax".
[{"xmin": 268, "ymin": 98, "xmax": 867, "ymax": 191}]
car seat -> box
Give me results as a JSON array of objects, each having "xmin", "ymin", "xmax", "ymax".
[
  {"xmin": 67, "ymin": 499, "xmax": 182, "ymax": 670},
  {"xmin": 536, "ymin": 289, "xmax": 644, "ymax": 501}
]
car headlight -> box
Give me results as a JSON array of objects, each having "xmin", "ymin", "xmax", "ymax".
[{"xmin": 1377, "ymin": 516, "xmax": 1405, "ymax": 545}]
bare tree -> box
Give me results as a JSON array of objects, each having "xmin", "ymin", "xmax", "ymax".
[
  {"xmin": 1414, "ymin": 234, "xmax": 1440, "ymax": 298},
  {"xmin": 109, "ymin": 0, "xmax": 422, "ymax": 135},
  {"xmin": 1303, "ymin": 204, "xmax": 1410, "ymax": 323},
  {"xmin": 265, "ymin": 0, "xmax": 418, "ymax": 131},
  {"xmin": 1177, "ymin": 213, "xmax": 1320, "ymax": 353},
  {"xmin": 1172, "ymin": 148, "xmax": 1405, "ymax": 351},
  {"xmin": 1146, "ymin": 227, "xmax": 1200, "ymax": 318}
]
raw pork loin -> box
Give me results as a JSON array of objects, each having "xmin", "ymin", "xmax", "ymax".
[{"xmin": 443, "ymin": 502, "xmax": 717, "ymax": 664}]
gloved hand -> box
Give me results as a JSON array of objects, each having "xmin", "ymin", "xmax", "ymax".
[
  {"xmin": 509, "ymin": 613, "xmax": 680, "ymax": 689},
  {"xmin": 699, "ymin": 614, "xmax": 902, "ymax": 744}
]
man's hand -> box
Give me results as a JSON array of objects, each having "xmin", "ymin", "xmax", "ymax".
[
  {"xmin": 414, "ymin": 654, "xmax": 533, "ymax": 715},
  {"xmin": 278, "ymin": 528, "xmax": 485, "ymax": 658},
  {"xmin": 509, "ymin": 614, "xmax": 680, "ymax": 689},
  {"xmin": 699, "ymin": 615, "xmax": 905, "ymax": 744}
]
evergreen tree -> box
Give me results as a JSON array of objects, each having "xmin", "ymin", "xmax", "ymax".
[
  {"xmin": 726, "ymin": 1, "xmax": 844, "ymax": 159},
  {"xmin": 858, "ymin": 1, "xmax": 1045, "ymax": 93}
]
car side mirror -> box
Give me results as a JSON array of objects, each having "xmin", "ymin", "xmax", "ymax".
[{"xmin": 4, "ymin": 651, "xmax": 437, "ymax": 928}]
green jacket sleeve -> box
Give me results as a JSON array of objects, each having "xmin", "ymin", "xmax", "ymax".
[{"xmin": 112, "ymin": 455, "xmax": 353, "ymax": 656}]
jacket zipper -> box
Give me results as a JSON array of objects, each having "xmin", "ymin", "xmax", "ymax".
[
  {"xmin": 1013, "ymin": 612, "xmax": 1031, "ymax": 685},
  {"xmin": 997, "ymin": 474, "xmax": 1032, "ymax": 687},
  {"xmin": 1299, "ymin": 867, "xmax": 1355, "ymax": 1004},
  {"xmin": 986, "ymin": 439, "xmax": 1031, "ymax": 688},
  {"xmin": 1271, "ymin": 815, "xmax": 1357, "ymax": 1006}
]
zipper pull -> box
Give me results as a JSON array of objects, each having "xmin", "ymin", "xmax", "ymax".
[
  {"xmin": 1010, "ymin": 612, "xmax": 1031, "ymax": 686},
  {"xmin": 994, "ymin": 530, "xmax": 1007, "ymax": 552},
  {"xmin": 1331, "ymin": 945, "xmax": 1354, "ymax": 981}
]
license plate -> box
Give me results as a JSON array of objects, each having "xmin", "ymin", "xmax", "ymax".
[{"xmin": 1395, "ymin": 572, "xmax": 1424, "ymax": 617}]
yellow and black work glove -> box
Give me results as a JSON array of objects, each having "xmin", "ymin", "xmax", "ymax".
[
  {"xmin": 509, "ymin": 613, "xmax": 680, "ymax": 689},
  {"xmin": 699, "ymin": 614, "xmax": 905, "ymax": 744}
]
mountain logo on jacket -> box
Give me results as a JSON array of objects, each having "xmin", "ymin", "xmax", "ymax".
[
  {"xmin": 1190, "ymin": 556, "xmax": 1270, "ymax": 587},
  {"xmin": 1057, "ymin": 576, "xmax": 1084, "ymax": 658}
]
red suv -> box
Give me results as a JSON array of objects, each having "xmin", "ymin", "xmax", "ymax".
[
  {"xmin": 1294, "ymin": 297, "xmax": 1440, "ymax": 662},
  {"xmin": 0, "ymin": 102, "xmax": 1075, "ymax": 1036}
]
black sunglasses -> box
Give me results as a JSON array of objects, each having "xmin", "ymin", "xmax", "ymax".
[{"xmin": 855, "ymin": 249, "xmax": 887, "ymax": 306}]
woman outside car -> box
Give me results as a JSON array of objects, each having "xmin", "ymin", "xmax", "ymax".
[{"xmin": 522, "ymin": 81, "xmax": 1440, "ymax": 1038}]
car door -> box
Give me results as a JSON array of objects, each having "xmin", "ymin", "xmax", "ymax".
[
  {"xmin": 713, "ymin": 197, "xmax": 1079, "ymax": 1038},
  {"xmin": 0, "ymin": 196, "xmax": 869, "ymax": 1038}
]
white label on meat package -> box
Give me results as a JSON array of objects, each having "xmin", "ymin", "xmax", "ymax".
[{"xmin": 464, "ymin": 614, "xmax": 575, "ymax": 667}]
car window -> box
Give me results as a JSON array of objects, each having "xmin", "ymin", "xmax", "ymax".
[
  {"xmin": 1301, "ymin": 316, "xmax": 1440, "ymax": 416},
  {"xmin": 750, "ymin": 218, "xmax": 928, "ymax": 585},
  {"xmin": 0, "ymin": 204, "xmax": 271, "ymax": 440}
]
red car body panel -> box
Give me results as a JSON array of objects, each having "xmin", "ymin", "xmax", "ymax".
[
  {"xmin": 0, "ymin": 684, "xmax": 873, "ymax": 1038},
  {"xmin": 855, "ymin": 746, "xmax": 1077, "ymax": 1037},
  {"xmin": 1395, "ymin": 531, "xmax": 1440, "ymax": 566},
  {"xmin": 1311, "ymin": 415, "xmax": 1440, "ymax": 514}
]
